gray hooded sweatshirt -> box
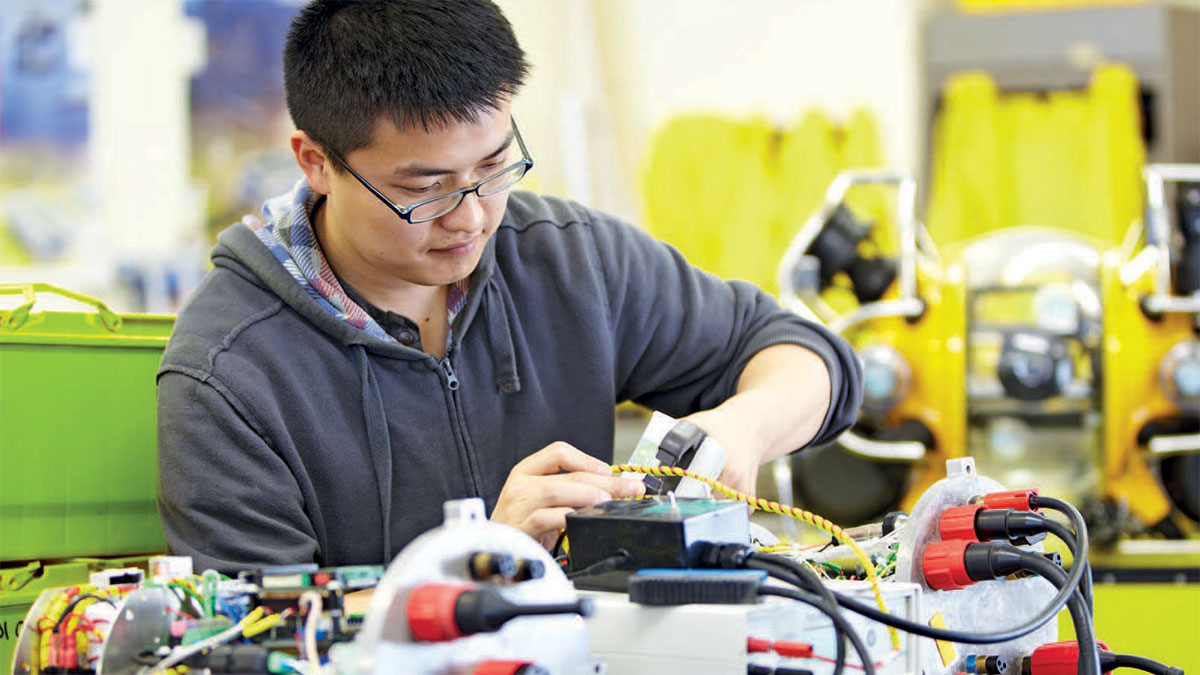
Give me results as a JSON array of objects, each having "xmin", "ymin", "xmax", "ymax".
[{"xmin": 156, "ymin": 189, "xmax": 862, "ymax": 574}]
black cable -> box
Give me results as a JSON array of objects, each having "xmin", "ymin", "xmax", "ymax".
[
  {"xmin": 551, "ymin": 530, "xmax": 568, "ymax": 559},
  {"xmin": 691, "ymin": 544, "xmax": 848, "ymax": 675},
  {"xmin": 1032, "ymin": 496, "xmax": 1095, "ymax": 614},
  {"xmin": 1038, "ymin": 516, "xmax": 1093, "ymax": 613},
  {"xmin": 52, "ymin": 594, "xmax": 116, "ymax": 632},
  {"xmin": 746, "ymin": 555, "xmax": 847, "ymax": 675},
  {"xmin": 1014, "ymin": 550, "xmax": 1099, "ymax": 675},
  {"xmin": 565, "ymin": 550, "xmax": 630, "ymax": 580},
  {"xmin": 1108, "ymin": 653, "xmax": 1185, "ymax": 675},
  {"xmin": 758, "ymin": 586, "xmax": 876, "ymax": 675}
]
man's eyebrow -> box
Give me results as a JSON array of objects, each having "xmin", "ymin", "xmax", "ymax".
[{"xmin": 391, "ymin": 132, "xmax": 515, "ymax": 179}]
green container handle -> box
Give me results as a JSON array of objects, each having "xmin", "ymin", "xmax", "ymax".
[{"xmin": 0, "ymin": 283, "xmax": 123, "ymax": 332}]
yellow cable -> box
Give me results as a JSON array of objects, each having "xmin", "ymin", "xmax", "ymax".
[
  {"xmin": 242, "ymin": 612, "xmax": 285, "ymax": 638},
  {"xmin": 611, "ymin": 464, "xmax": 900, "ymax": 649},
  {"xmin": 754, "ymin": 543, "xmax": 796, "ymax": 554}
]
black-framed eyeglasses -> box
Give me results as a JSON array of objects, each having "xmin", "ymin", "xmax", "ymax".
[{"xmin": 319, "ymin": 119, "xmax": 533, "ymax": 224}]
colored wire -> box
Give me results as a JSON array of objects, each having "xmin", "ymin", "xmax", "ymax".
[
  {"xmin": 299, "ymin": 591, "xmax": 323, "ymax": 666},
  {"xmin": 243, "ymin": 610, "xmax": 288, "ymax": 639},
  {"xmin": 201, "ymin": 570, "xmax": 219, "ymax": 618},
  {"xmin": 52, "ymin": 595, "xmax": 114, "ymax": 632},
  {"xmin": 610, "ymin": 463, "xmax": 899, "ymax": 649},
  {"xmin": 143, "ymin": 607, "xmax": 264, "ymax": 674},
  {"xmin": 167, "ymin": 582, "xmax": 204, "ymax": 616}
]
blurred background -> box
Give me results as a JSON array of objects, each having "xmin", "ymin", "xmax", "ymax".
[
  {"xmin": 1, "ymin": 0, "xmax": 1198, "ymax": 667},
  {"xmin": 9, "ymin": 0, "xmax": 1193, "ymax": 310}
]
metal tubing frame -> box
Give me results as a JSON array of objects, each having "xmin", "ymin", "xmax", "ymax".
[
  {"xmin": 1140, "ymin": 164, "xmax": 1200, "ymax": 315},
  {"xmin": 777, "ymin": 170, "xmax": 928, "ymax": 462}
]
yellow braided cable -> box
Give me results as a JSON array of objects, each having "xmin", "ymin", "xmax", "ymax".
[{"xmin": 612, "ymin": 464, "xmax": 900, "ymax": 649}]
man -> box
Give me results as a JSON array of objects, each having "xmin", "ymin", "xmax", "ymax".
[{"xmin": 157, "ymin": 0, "xmax": 862, "ymax": 574}]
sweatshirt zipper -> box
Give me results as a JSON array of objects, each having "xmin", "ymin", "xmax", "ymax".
[
  {"xmin": 438, "ymin": 350, "xmax": 481, "ymax": 496},
  {"xmin": 439, "ymin": 356, "xmax": 460, "ymax": 391}
]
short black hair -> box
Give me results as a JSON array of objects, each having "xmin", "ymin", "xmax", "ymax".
[{"xmin": 284, "ymin": 0, "xmax": 529, "ymax": 165}]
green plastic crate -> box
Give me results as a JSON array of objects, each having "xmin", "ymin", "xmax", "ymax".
[
  {"xmin": 0, "ymin": 283, "xmax": 174, "ymax": 561},
  {"xmin": 0, "ymin": 556, "xmax": 155, "ymax": 671}
]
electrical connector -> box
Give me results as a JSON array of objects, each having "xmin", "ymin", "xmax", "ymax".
[
  {"xmin": 1018, "ymin": 640, "xmax": 1110, "ymax": 675},
  {"xmin": 938, "ymin": 505, "xmax": 1047, "ymax": 546},
  {"xmin": 923, "ymin": 541, "xmax": 1031, "ymax": 591},
  {"xmin": 922, "ymin": 539, "xmax": 973, "ymax": 590},
  {"xmin": 468, "ymin": 552, "xmax": 518, "ymax": 581},
  {"xmin": 974, "ymin": 488, "xmax": 1040, "ymax": 512},
  {"xmin": 692, "ymin": 541, "xmax": 755, "ymax": 570},
  {"xmin": 512, "ymin": 558, "xmax": 545, "ymax": 582},
  {"xmin": 406, "ymin": 583, "xmax": 593, "ymax": 643},
  {"xmin": 939, "ymin": 504, "xmax": 985, "ymax": 542},
  {"xmin": 747, "ymin": 637, "xmax": 815, "ymax": 659},
  {"xmin": 964, "ymin": 654, "xmax": 1007, "ymax": 675}
]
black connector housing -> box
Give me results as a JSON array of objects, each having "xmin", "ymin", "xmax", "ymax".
[
  {"xmin": 974, "ymin": 509, "xmax": 1048, "ymax": 546},
  {"xmin": 627, "ymin": 569, "xmax": 765, "ymax": 605},
  {"xmin": 565, "ymin": 497, "xmax": 750, "ymax": 592},
  {"xmin": 963, "ymin": 541, "xmax": 1029, "ymax": 582}
]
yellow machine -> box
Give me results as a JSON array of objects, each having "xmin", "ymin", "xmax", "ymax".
[
  {"xmin": 778, "ymin": 165, "xmax": 1200, "ymax": 544},
  {"xmin": 1098, "ymin": 165, "xmax": 1199, "ymax": 540},
  {"xmin": 775, "ymin": 170, "xmax": 967, "ymax": 525}
]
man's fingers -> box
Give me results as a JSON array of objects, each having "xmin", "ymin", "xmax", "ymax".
[
  {"xmin": 512, "ymin": 474, "xmax": 615, "ymax": 512},
  {"xmin": 524, "ymin": 506, "xmax": 577, "ymax": 542},
  {"xmin": 565, "ymin": 471, "xmax": 646, "ymax": 499},
  {"xmin": 717, "ymin": 466, "xmax": 757, "ymax": 500},
  {"xmin": 515, "ymin": 442, "xmax": 611, "ymax": 477}
]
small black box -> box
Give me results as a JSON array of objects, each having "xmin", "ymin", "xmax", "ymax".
[{"xmin": 564, "ymin": 497, "xmax": 750, "ymax": 592}]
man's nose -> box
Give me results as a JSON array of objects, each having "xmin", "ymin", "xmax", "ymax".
[{"xmin": 439, "ymin": 191, "xmax": 486, "ymax": 233}]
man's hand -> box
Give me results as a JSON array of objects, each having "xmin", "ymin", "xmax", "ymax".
[
  {"xmin": 685, "ymin": 403, "xmax": 766, "ymax": 499},
  {"xmin": 684, "ymin": 344, "xmax": 832, "ymax": 499},
  {"xmin": 491, "ymin": 442, "xmax": 645, "ymax": 550}
]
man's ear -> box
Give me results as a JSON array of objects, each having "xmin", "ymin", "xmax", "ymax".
[{"xmin": 291, "ymin": 130, "xmax": 332, "ymax": 195}]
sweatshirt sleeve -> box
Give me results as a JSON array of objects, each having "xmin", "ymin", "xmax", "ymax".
[
  {"xmin": 589, "ymin": 214, "xmax": 863, "ymax": 448},
  {"xmin": 157, "ymin": 371, "xmax": 319, "ymax": 575}
]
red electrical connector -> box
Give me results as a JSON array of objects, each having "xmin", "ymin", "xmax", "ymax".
[
  {"xmin": 922, "ymin": 539, "xmax": 973, "ymax": 590},
  {"xmin": 939, "ymin": 504, "xmax": 985, "ymax": 542},
  {"xmin": 977, "ymin": 488, "xmax": 1039, "ymax": 512},
  {"xmin": 747, "ymin": 637, "xmax": 815, "ymax": 659},
  {"xmin": 1020, "ymin": 640, "xmax": 1110, "ymax": 675},
  {"xmin": 922, "ymin": 540, "xmax": 1034, "ymax": 590},
  {"xmin": 406, "ymin": 582, "xmax": 593, "ymax": 643},
  {"xmin": 407, "ymin": 583, "xmax": 471, "ymax": 642}
]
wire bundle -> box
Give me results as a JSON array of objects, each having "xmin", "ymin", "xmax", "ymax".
[{"xmin": 609, "ymin": 462, "xmax": 900, "ymax": 649}]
